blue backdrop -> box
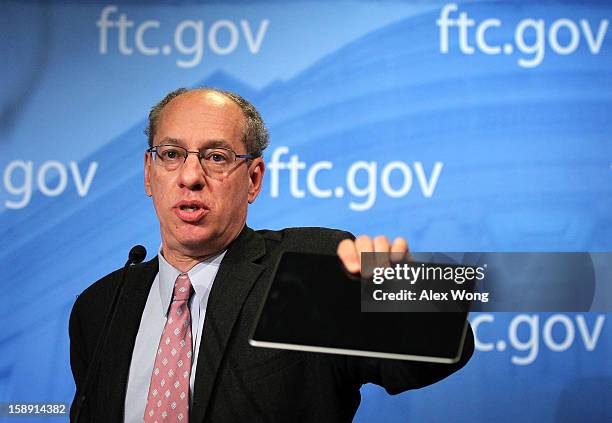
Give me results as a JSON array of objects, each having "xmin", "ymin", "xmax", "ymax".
[{"xmin": 1, "ymin": 1, "xmax": 611, "ymax": 422}]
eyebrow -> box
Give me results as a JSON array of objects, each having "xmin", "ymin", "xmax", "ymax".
[{"xmin": 158, "ymin": 137, "xmax": 234, "ymax": 150}]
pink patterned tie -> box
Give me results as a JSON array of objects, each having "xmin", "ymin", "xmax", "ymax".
[{"xmin": 144, "ymin": 274, "xmax": 194, "ymax": 423}]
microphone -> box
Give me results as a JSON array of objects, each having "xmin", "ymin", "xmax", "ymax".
[
  {"xmin": 73, "ymin": 245, "xmax": 147, "ymax": 423},
  {"xmin": 127, "ymin": 245, "xmax": 147, "ymax": 266}
]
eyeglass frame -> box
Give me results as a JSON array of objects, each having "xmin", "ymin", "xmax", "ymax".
[{"xmin": 146, "ymin": 143, "xmax": 261, "ymax": 173}]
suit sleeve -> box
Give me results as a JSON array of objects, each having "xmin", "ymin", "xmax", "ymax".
[
  {"xmin": 329, "ymin": 228, "xmax": 475, "ymax": 392},
  {"xmin": 285, "ymin": 227, "xmax": 476, "ymax": 394},
  {"xmin": 68, "ymin": 271, "xmax": 119, "ymax": 422},
  {"xmin": 69, "ymin": 295, "xmax": 89, "ymax": 421},
  {"xmin": 341, "ymin": 322, "xmax": 474, "ymax": 394}
]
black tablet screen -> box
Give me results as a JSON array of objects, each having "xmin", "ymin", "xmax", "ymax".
[{"xmin": 250, "ymin": 252, "xmax": 469, "ymax": 363}]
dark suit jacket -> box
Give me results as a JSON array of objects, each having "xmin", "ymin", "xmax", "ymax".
[{"xmin": 70, "ymin": 226, "xmax": 474, "ymax": 422}]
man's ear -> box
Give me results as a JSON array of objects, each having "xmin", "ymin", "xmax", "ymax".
[
  {"xmin": 247, "ymin": 158, "xmax": 265, "ymax": 204},
  {"xmin": 144, "ymin": 152, "xmax": 152, "ymax": 197}
]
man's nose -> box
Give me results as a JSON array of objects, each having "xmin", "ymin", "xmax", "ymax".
[{"xmin": 177, "ymin": 153, "xmax": 206, "ymax": 190}]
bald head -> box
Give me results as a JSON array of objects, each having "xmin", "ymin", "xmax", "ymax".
[{"xmin": 145, "ymin": 87, "xmax": 269, "ymax": 156}]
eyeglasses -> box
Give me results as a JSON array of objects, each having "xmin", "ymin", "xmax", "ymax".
[{"xmin": 146, "ymin": 144, "xmax": 260, "ymax": 175}]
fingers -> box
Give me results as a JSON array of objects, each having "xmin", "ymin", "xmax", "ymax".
[
  {"xmin": 372, "ymin": 236, "xmax": 391, "ymax": 270},
  {"xmin": 355, "ymin": 235, "xmax": 375, "ymax": 254},
  {"xmin": 391, "ymin": 237, "xmax": 408, "ymax": 253},
  {"xmin": 337, "ymin": 238, "xmax": 360, "ymax": 274},
  {"xmin": 391, "ymin": 237, "xmax": 409, "ymax": 262},
  {"xmin": 373, "ymin": 235, "xmax": 390, "ymax": 253},
  {"xmin": 337, "ymin": 235, "xmax": 409, "ymax": 274}
]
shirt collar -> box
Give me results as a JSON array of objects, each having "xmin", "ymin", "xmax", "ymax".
[{"xmin": 157, "ymin": 247, "xmax": 227, "ymax": 316}]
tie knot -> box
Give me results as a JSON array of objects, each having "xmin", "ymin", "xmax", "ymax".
[{"xmin": 173, "ymin": 274, "xmax": 193, "ymax": 301}]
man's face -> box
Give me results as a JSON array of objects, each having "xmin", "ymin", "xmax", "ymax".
[{"xmin": 144, "ymin": 91, "xmax": 264, "ymax": 263}]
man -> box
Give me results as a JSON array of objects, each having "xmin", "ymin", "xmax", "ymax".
[{"xmin": 69, "ymin": 88, "xmax": 473, "ymax": 422}]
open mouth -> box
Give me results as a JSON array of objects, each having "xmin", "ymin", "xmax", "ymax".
[
  {"xmin": 180, "ymin": 204, "xmax": 200, "ymax": 212},
  {"xmin": 176, "ymin": 200, "xmax": 206, "ymax": 210},
  {"xmin": 174, "ymin": 200, "xmax": 208, "ymax": 222}
]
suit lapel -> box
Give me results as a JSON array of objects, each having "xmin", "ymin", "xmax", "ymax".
[
  {"xmin": 96, "ymin": 258, "xmax": 158, "ymax": 421},
  {"xmin": 191, "ymin": 226, "xmax": 266, "ymax": 423}
]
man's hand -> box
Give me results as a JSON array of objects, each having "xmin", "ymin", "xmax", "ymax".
[{"xmin": 337, "ymin": 235, "xmax": 409, "ymax": 274}]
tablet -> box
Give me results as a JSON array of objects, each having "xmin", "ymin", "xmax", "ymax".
[{"xmin": 249, "ymin": 252, "xmax": 470, "ymax": 364}]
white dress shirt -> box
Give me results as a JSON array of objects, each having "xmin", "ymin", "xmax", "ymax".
[{"xmin": 123, "ymin": 249, "xmax": 226, "ymax": 423}]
